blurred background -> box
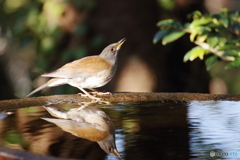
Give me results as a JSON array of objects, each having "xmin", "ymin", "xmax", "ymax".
[{"xmin": 1, "ymin": 0, "xmax": 240, "ymax": 100}]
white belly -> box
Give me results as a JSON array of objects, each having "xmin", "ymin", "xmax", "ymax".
[{"xmin": 67, "ymin": 69, "xmax": 114, "ymax": 89}]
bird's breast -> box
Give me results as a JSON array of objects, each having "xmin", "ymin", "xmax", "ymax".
[
  {"xmin": 72, "ymin": 126, "xmax": 108, "ymax": 142},
  {"xmin": 68, "ymin": 63, "xmax": 117, "ymax": 88}
]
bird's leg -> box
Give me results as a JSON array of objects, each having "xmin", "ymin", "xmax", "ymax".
[
  {"xmin": 88, "ymin": 88, "xmax": 112, "ymax": 96},
  {"xmin": 88, "ymin": 88, "xmax": 99, "ymax": 92},
  {"xmin": 77, "ymin": 87, "xmax": 102, "ymax": 101}
]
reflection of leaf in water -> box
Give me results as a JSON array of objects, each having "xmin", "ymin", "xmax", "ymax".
[
  {"xmin": 4, "ymin": 130, "xmax": 29, "ymax": 149},
  {"xmin": 21, "ymin": 106, "xmax": 43, "ymax": 116},
  {"xmin": 122, "ymin": 119, "xmax": 140, "ymax": 133}
]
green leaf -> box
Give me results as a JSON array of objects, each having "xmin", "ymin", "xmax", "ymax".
[
  {"xmin": 183, "ymin": 46, "xmax": 205, "ymax": 62},
  {"xmin": 153, "ymin": 30, "xmax": 169, "ymax": 44},
  {"xmin": 221, "ymin": 8, "xmax": 228, "ymax": 14},
  {"xmin": 212, "ymin": 12, "xmax": 229, "ymax": 27},
  {"xmin": 4, "ymin": 130, "xmax": 28, "ymax": 148},
  {"xmin": 225, "ymin": 57, "xmax": 240, "ymax": 69},
  {"xmin": 219, "ymin": 17, "xmax": 229, "ymax": 28},
  {"xmin": 218, "ymin": 44, "xmax": 239, "ymax": 51},
  {"xmin": 196, "ymin": 34, "xmax": 208, "ymax": 43},
  {"xmin": 231, "ymin": 37, "xmax": 240, "ymax": 44},
  {"xmin": 223, "ymin": 50, "xmax": 239, "ymax": 56},
  {"xmin": 189, "ymin": 18, "xmax": 212, "ymax": 29},
  {"xmin": 205, "ymin": 55, "xmax": 218, "ymax": 70},
  {"xmin": 207, "ymin": 36, "xmax": 219, "ymax": 48},
  {"xmin": 218, "ymin": 37, "xmax": 227, "ymax": 46},
  {"xmin": 157, "ymin": 19, "xmax": 174, "ymax": 26},
  {"xmin": 156, "ymin": 19, "xmax": 182, "ymax": 29},
  {"xmin": 188, "ymin": 10, "xmax": 202, "ymax": 19},
  {"xmin": 190, "ymin": 31, "xmax": 198, "ymax": 42},
  {"xmin": 162, "ymin": 30, "xmax": 186, "ymax": 45}
]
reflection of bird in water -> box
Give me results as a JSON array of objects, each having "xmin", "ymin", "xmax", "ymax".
[{"xmin": 41, "ymin": 105, "xmax": 122, "ymax": 159}]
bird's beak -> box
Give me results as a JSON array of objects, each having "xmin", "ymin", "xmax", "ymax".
[
  {"xmin": 116, "ymin": 38, "xmax": 126, "ymax": 50},
  {"xmin": 113, "ymin": 149, "xmax": 123, "ymax": 159}
]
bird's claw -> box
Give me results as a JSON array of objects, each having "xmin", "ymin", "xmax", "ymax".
[
  {"xmin": 78, "ymin": 93, "xmax": 111, "ymax": 105},
  {"xmin": 78, "ymin": 93, "xmax": 103, "ymax": 101}
]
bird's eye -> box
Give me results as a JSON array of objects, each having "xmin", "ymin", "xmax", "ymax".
[
  {"xmin": 108, "ymin": 147, "xmax": 113, "ymax": 152},
  {"xmin": 110, "ymin": 48, "xmax": 115, "ymax": 52}
]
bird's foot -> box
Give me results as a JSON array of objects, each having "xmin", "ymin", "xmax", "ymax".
[
  {"xmin": 78, "ymin": 93, "xmax": 111, "ymax": 105},
  {"xmin": 78, "ymin": 93, "xmax": 103, "ymax": 101},
  {"xmin": 90, "ymin": 92, "xmax": 112, "ymax": 96}
]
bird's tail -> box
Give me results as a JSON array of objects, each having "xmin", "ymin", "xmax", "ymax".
[
  {"xmin": 25, "ymin": 82, "xmax": 48, "ymax": 98},
  {"xmin": 26, "ymin": 78, "xmax": 67, "ymax": 97}
]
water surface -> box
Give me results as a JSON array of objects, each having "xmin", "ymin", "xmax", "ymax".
[{"xmin": 0, "ymin": 100, "xmax": 240, "ymax": 159}]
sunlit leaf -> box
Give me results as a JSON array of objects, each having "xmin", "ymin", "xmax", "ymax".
[
  {"xmin": 154, "ymin": 8, "xmax": 240, "ymax": 69},
  {"xmin": 205, "ymin": 55, "xmax": 218, "ymax": 70},
  {"xmin": 188, "ymin": 10, "xmax": 202, "ymax": 19},
  {"xmin": 207, "ymin": 23, "xmax": 221, "ymax": 29},
  {"xmin": 162, "ymin": 30, "xmax": 186, "ymax": 45},
  {"xmin": 190, "ymin": 31, "xmax": 198, "ymax": 42},
  {"xmin": 189, "ymin": 18, "xmax": 212, "ymax": 29},
  {"xmin": 153, "ymin": 30, "xmax": 169, "ymax": 44},
  {"xmin": 196, "ymin": 34, "xmax": 208, "ymax": 43},
  {"xmin": 183, "ymin": 46, "xmax": 205, "ymax": 62},
  {"xmin": 225, "ymin": 57, "xmax": 240, "ymax": 69},
  {"xmin": 221, "ymin": 8, "xmax": 228, "ymax": 15}
]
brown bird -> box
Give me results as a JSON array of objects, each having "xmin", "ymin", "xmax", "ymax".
[
  {"xmin": 26, "ymin": 38, "xmax": 126, "ymax": 100},
  {"xmin": 41, "ymin": 105, "xmax": 122, "ymax": 159}
]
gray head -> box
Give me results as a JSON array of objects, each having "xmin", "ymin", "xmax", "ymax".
[
  {"xmin": 97, "ymin": 136, "xmax": 122, "ymax": 159},
  {"xmin": 100, "ymin": 38, "xmax": 126, "ymax": 64}
]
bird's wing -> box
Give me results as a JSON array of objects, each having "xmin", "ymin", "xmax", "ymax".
[
  {"xmin": 42, "ymin": 56, "xmax": 111, "ymax": 79},
  {"xmin": 41, "ymin": 118, "xmax": 107, "ymax": 141}
]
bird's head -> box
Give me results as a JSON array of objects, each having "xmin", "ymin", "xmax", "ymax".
[
  {"xmin": 97, "ymin": 136, "xmax": 122, "ymax": 159},
  {"xmin": 100, "ymin": 38, "xmax": 126, "ymax": 64}
]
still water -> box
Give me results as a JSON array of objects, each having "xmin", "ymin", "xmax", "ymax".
[{"xmin": 0, "ymin": 101, "xmax": 240, "ymax": 160}]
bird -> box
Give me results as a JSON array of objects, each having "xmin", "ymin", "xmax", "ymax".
[
  {"xmin": 26, "ymin": 38, "xmax": 126, "ymax": 100},
  {"xmin": 41, "ymin": 105, "xmax": 122, "ymax": 159}
]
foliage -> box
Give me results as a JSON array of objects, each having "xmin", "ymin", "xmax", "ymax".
[
  {"xmin": 1, "ymin": 0, "xmax": 98, "ymax": 69},
  {"xmin": 154, "ymin": 9, "xmax": 240, "ymax": 70},
  {"xmin": 4, "ymin": 130, "xmax": 29, "ymax": 149},
  {"xmin": 0, "ymin": 0, "xmax": 100, "ymax": 96}
]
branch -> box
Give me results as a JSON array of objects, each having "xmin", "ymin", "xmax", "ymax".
[
  {"xmin": 1, "ymin": 92, "xmax": 240, "ymax": 111},
  {"xmin": 194, "ymin": 41, "xmax": 235, "ymax": 61}
]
